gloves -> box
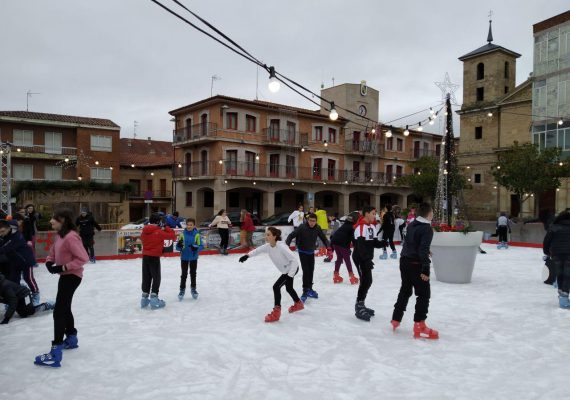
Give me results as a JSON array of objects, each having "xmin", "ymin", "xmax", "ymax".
[
  {"xmin": 177, "ymin": 239, "xmax": 184, "ymax": 248},
  {"xmin": 191, "ymin": 244, "xmax": 199, "ymax": 250},
  {"xmin": 47, "ymin": 264, "xmax": 66, "ymax": 274},
  {"xmin": 239, "ymin": 255, "xmax": 249, "ymax": 263},
  {"xmin": 421, "ymin": 264, "xmax": 431, "ymax": 277}
]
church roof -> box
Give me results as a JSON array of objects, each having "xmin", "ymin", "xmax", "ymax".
[{"xmin": 458, "ymin": 43, "xmax": 521, "ymax": 61}]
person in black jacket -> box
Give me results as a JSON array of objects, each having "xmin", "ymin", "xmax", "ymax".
[
  {"xmin": 391, "ymin": 202, "xmax": 438, "ymax": 339},
  {"xmin": 543, "ymin": 211, "xmax": 570, "ymax": 309},
  {"xmin": 379, "ymin": 204, "xmax": 397, "ymax": 260},
  {"xmin": 285, "ymin": 213, "xmax": 330, "ymax": 302},
  {"xmin": 76, "ymin": 208, "xmax": 102, "ymax": 263},
  {"xmin": 0, "ymin": 220, "xmax": 40, "ymax": 305},
  {"xmin": 331, "ymin": 212, "xmax": 360, "ymax": 285},
  {"xmin": 0, "ymin": 273, "xmax": 54, "ymax": 324}
]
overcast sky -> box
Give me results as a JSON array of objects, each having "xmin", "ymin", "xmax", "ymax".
[{"xmin": 1, "ymin": 1, "xmax": 567, "ymax": 140}]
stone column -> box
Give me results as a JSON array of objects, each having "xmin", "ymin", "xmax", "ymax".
[
  {"xmin": 340, "ymin": 191, "xmax": 350, "ymax": 216},
  {"xmin": 263, "ymin": 189, "xmax": 275, "ymax": 218}
]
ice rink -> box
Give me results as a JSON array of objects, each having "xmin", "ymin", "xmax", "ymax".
[{"xmin": 1, "ymin": 244, "xmax": 567, "ymax": 400}]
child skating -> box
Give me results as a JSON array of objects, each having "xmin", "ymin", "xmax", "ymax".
[
  {"xmin": 239, "ymin": 227, "xmax": 304, "ymax": 323},
  {"xmin": 330, "ymin": 212, "xmax": 359, "ymax": 285},
  {"xmin": 496, "ymin": 211, "xmax": 511, "ymax": 249},
  {"xmin": 391, "ymin": 202, "xmax": 439, "ymax": 339},
  {"xmin": 176, "ymin": 218, "xmax": 203, "ymax": 300},
  {"xmin": 379, "ymin": 204, "xmax": 397, "ymax": 260}
]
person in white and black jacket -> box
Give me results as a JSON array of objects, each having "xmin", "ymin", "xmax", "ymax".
[
  {"xmin": 240, "ymin": 227, "xmax": 304, "ymax": 323},
  {"xmin": 352, "ymin": 206, "xmax": 385, "ymax": 321},
  {"xmin": 391, "ymin": 202, "xmax": 439, "ymax": 339}
]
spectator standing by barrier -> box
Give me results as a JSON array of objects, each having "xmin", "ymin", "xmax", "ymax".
[{"xmin": 75, "ymin": 208, "xmax": 102, "ymax": 263}]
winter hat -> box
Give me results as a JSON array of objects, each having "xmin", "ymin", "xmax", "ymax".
[
  {"xmin": 80, "ymin": 207, "xmax": 88, "ymax": 214},
  {"xmin": 149, "ymin": 213, "xmax": 162, "ymax": 224}
]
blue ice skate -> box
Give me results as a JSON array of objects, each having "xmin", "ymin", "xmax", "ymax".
[
  {"xmin": 300, "ymin": 292, "xmax": 308, "ymax": 303},
  {"xmin": 178, "ymin": 289, "xmax": 185, "ymax": 301},
  {"xmin": 63, "ymin": 334, "xmax": 79, "ymax": 350},
  {"xmin": 503, "ymin": 242, "xmax": 509, "ymax": 249},
  {"xmin": 141, "ymin": 293, "xmax": 150, "ymax": 309},
  {"xmin": 306, "ymin": 289, "xmax": 319, "ymax": 299},
  {"xmin": 559, "ymin": 295, "xmax": 570, "ymax": 309},
  {"xmin": 390, "ymin": 251, "xmax": 398, "ymax": 259},
  {"xmin": 149, "ymin": 294, "xmax": 166, "ymax": 309},
  {"xmin": 90, "ymin": 257, "xmax": 96, "ymax": 264},
  {"xmin": 191, "ymin": 288, "xmax": 199, "ymax": 300},
  {"xmin": 497, "ymin": 242, "xmax": 504, "ymax": 249},
  {"xmin": 31, "ymin": 292, "xmax": 40, "ymax": 306},
  {"xmin": 379, "ymin": 250, "xmax": 388, "ymax": 260},
  {"xmin": 41, "ymin": 301, "xmax": 55, "ymax": 311},
  {"xmin": 34, "ymin": 344, "xmax": 63, "ymax": 368}
]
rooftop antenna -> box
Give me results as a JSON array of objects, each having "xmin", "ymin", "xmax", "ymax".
[
  {"xmin": 211, "ymin": 74, "xmax": 221, "ymax": 97},
  {"xmin": 26, "ymin": 90, "xmax": 40, "ymax": 111},
  {"xmin": 133, "ymin": 120, "xmax": 139, "ymax": 139},
  {"xmin": 487, "ymin": 10, "xmax": 494, "ymax": 43}
]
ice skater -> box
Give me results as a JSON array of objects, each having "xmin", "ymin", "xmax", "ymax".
[
  {"xmin": 379, "ymin": 204, "xmax": 397, "ymax": 260},
  {"xmin": 209, "ymin": 209, "xmax": 232, "ymax": 255},
  {"xmin": 239, "ymin": 227, "xmax": 304, "ymax": 323},
  {"xmin": 0, "ymin": 273, "xmax": 54, "ymax": 324},
  {"xmin": 496, "ymin": 212, "xmax": 511, "ymax": 249},
  {"xmin": 543, "ymin": 210, "xmax": 570, "ymax": 308},
  {"xmin": 353, "ymin": 206, "xmax": 385, "ymax": 321},
  {"xmin": 285, "ymin": 213, "xmax": 330, "ymax": 302},
  {"xmin": 176, "ymin": 218, "xmax": 203, "ymax": 301},
  {"xmin": 34, "ymin": 209, "xmax": 90, "ymax": 368},
  {"xmin": 288, "ymin": 203, "xmax": 305, "ymax": 228},
  {"xmin": 391, "ymin": 202, "xmax": 439, "ymax": 339},
  {"xmin": 75, "ymin": 208, "xmax": 102, "ymax": 263},
  {"xmin": 140, "ymin": 213, "xmax": 176, "ymax": 309},
  {"xmin": 330, "ymin": 212, "xmax": 359, "ymax": 285}
]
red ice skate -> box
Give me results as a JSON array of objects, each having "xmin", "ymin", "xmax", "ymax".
[
  {"xmin": 288, "ymin": 301, "xmax": 304, "ymax": 313},
  {"xmin": 333, "ymin": 272, "xmax": 343, "ymax": 284},
  {"xmin": 264, "ymin": 306, "xmax": 281, "ymax": 323},
  {"xmin": 349, "ymin": 272, "xmax": 359, "ymax": 285},
  {"xmin": 413, "ymin": 321, "xmax": 439, "ymax": 339},
  {"xmin": 391, "ymin": 320, "xmax": 400, "ymax": 331},
  {"xmin": 323, "ymin": 248, "xmax": 334, "ymax": 262}
]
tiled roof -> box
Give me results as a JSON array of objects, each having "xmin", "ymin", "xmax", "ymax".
[
  {"xmin": 0, "ymin": 111, "xmax": 120, "ymax": 129},
  {"xmin": 458, "ymin": 43, "xmax": 521, "ymax": 61},
  {"xmin": 120, "ymin": 138, "xmax": 173, "ymax": 167}
]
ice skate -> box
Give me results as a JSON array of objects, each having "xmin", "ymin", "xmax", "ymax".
[
  {"xmin": 63, "ymin": 334, "xmax": 78, "ymax": 350},
  {"xmin": 559, "ymin": 294, "xmax": 570, "ymax": 309},
  {"xmin": 391, "ymin": 320, "xmax": 400, "ymax": 331},
  {"xmin": 306, "ymin": 289, "xmax": 319, "ymax": 299},
  {"xmin": 333, "ymin": 272, "xmax": 343, "ymax": 284},
  {"xmin": 413, "ymin": 321, "xmax": 439, "ymax": 339},
  {"xmin": 140, "ymin": 293, "xmax": 150, "ymax": 308},
  {"xmin": 178, "ymin": 289, "xmax": 185, "ymax": 301},
  {"xmin": 264, "ymin": 306, "xmax": 281, "ymax": 323},
  {"xmin": 503, "ymin": 242, "xmax": 509, "ymax": 249},
  {"xmin": 191, "ymin": 288, "xmax": 199, "ymax": 299},
  {"xmin": 31, "ymin": 292, "xmax": 40, "ymax": 306},
  {"xmin": 355, "ymin": 301, "xmax": 371, "ymax": 321},
  {"xmin": 149, "ymin": 294, "xmax": 166, "ymax": 309},
  {"xmin": 379, "ymin": 250, "xmax": 388, "ymax": 260},
  {"xmin": 390, "ymin": 251, "xmax": 398, "ymax": 259},
  {"xmin": 34, "ymin": 344, "xmax": 63, "ymax": 368},
  {"xmin": 365, "ymin": 306, "xmax": 375, "ymax": 316},
  {"xmin": 349, "ymin": 272, "xmax": 359, "ymax": 285},
  {"xmin": 288, "ymin": 301, "xmax": 304, "ymax": 313},
  {"xmin": 323, "ymin": 248, "xmax": 333, "ymax": 262},
  {"xmin": 90, "ymin": 257, "xmax": 96, "ymax": 264},
  {"xmin": 300, "ymin": 292, "xmax": 308, "ymax": 303}
]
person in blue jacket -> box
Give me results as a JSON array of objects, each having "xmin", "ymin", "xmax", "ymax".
[
  {"xmin": 165, "ymin": 211, "xmax": 183, "ymax": 229},
  {"xmin": 175, "ymin": 218, "xmax": 203, "ymax": 301}
]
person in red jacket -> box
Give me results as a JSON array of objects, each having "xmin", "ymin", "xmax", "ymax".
[
  {"xmin": 241, "ymin": 210, "xmax": 256, "ymax": 248},
  {"xmin": 140, "ymin": 213, "xmax": 176, "ymax": 309}
]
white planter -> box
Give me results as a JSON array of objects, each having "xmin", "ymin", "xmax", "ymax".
[{"xmin": 430, "ymin": 231, "xmax": 483, "ymax": 284}]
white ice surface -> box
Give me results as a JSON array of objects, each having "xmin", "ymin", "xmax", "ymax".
[{"xmin": 0, "ymin": 244, "xmax": 568, "ymax": 400}]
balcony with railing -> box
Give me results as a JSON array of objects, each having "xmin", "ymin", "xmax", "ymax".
[
  {"xmin": 411, "ymin": 148, "xmax": 439, "ymax": 159},
  {"xmin": 173, "ymin": 122, "xmax": 218, "ymax": 143},
  {"xmin": 344, "ymin": 140, "xmax": 379, "ymax": 155},
  {"xmin": 262, "ymin": 128, "xmax": 309, "ymax": 148},
  {"xmin": 129, "ymin": 190, "xmax": 172, "ymax": 199},
  {"xmin": 173, "ymin": 161, "xmax": 219, "ymax": 179},
  {"xmin": 11, "ymin": 145, "xmax": 77, "ymax": 159}
]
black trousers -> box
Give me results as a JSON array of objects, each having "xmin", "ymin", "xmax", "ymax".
[
  {"xmin": 498, "ymin": 226, "xmax": 508, "ymax": 242},
  {"xmin": 353, "ymin": 254, "xmax": 373, "ymax": 302},
  {"xmin": 382, "ymin": 229, "xmax": 396, "ymax": 251},
  {"xmin": 53, "ymin": 274, "xmax": 82, "ymax": 345},
  {"xmin": 141, "ymin": 256, "xmax": 161, "ymax": 294},
  {"xmin": 298, "ymin": 253, "xmax": 315, "ymax": 292},
  {"xmin": 553, "ymin": 256, "xmax": 570, "ymax": 295},
  {"xmin": 219, "ymin": 229, "xmax": 229, "ymax": 249},
  {"xmin": 81, "ymin": 236, "xmax": 95, "ymax": 259},
  {"xmin": 273, "ymin": 268, "xmax": 300, "ymax": 306},
  {"xmin": 392, "ymin": 258, "xmax": 430, "ymax": 322},
  {"xmin": 180, "ymin": 260, "xmax": 198, "ymax": 289}
]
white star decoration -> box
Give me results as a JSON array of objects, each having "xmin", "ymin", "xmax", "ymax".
[{"xmin": 435, "ymin": 72, "xmax": 460, "ymax": 105}]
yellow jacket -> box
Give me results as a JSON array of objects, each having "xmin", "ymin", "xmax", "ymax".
[{"xmin": 315, "ymin": 209, "xmax": 328, "ymax": 231}]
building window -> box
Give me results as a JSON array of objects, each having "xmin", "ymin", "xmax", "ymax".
[
  {"xmin": 396, "ymin": 165, "xmax": 403, "ymax": 176},
  {"xmin": 353, "ymin": 161, "xmax": 360, "ymax": 178},
  {"xmin": 226, "ymin": 150, "xmax": 237, "ymax": 174},
  {"xmin": 396, "ymin": 138, "xmax": 403, "ymax": 152},
  {"xmin": 185, "ymin": 192, "xmax": 193, "ymax": 207},
  {"xmin": 129, "ymin": 179, "xmax": 141, "ymax": 194},
  {"xmin": 13, "ymin": 164, "xmax": 33, "ymax": 180},
  {"xmin": 91, "ymin": 135, "xmax": 112, "ymax": 152},
  {"xmin": 314, "ymin": 126, "xmax": 323, "ymax": 141},
  {"xmin": 286, "ymin": 121, "xmax": 296, "ymax": 144},
  {"xmin": 477, "ymin": 63, "xmax": 484, "ymax": 80},
  {"xmin": 475, "ymin": 126, "xmax": 483, "ymax": 140},
  {"xmin": 328, "ymin": 128, "xmax": 337, "ymax": 144},
  {"xmin": 323, "ymin": 194, "xmax": 333, "ymax": 208},
  {"xmin": 386, "ymin": 137, "xmax": 393, "ymax": 150},
  {"xmin": 313, "ymin": 158, "xmax": 322, "ymax": 180},
  {"xmin": 364, "ymin": 162, "xmax": 372, "ymax": 180},
  {"xmin": 203, "ymin": 190, "xmax": 214, "ymax": 207},
  {"xmin": 504, "ymin": 86, "xmax": 509, "ymax": 94},
  {"xmin": 201, "ymin": 150, "xmax": 208, "ymax": 175},
  {"xmin": 245, "ymin": 115, "xmax": 256, "ymax": 132},
  {"xmin": 245, "ymin": 151, "xmax": 256, "ymax": 176},
  {"xmin": 229, "ymin": 192, "xmax": 240, "ymax": 208},
  {"xmin": 91, "ymin": 167, "xmax": 112, "ymax": 182},
  {"xmin": 226, "ymin": 112, "xmax": 238, "ymax": 130},
  {"xmin": 275, "ymin": 193, "xmax": 283, "ymax": 208},
  {"xmin": 286, "ymin": 155, "xmax": 295, "ymax": 178},
  {"xmin": 435, "ymin": 144, "xmax": 441, "ymax": 157},
  {"xmin": 327, "ymin": 159, "xmax": 336, "ymax": 179},
  {"xmin": 474, "ymin": 173, "xmax": 482, "ymax": 184},
  {"xmin": 504, "ymin": 61, "xmax": 510, "ymax": 78},
  {"xmin": 386, "ymin": 164, "xmax": 393, "ymax": 183},
  {"xmin": 476, "ymin": 87, "xmax": 484, "ymax": 102},
  {"xmin": 45, "ymin": 165, "xmax": 62, "ymax": 181},
  {"xmin": 13, "ymin": 130, "xmax": 33, "ymax": 147},
  {"xmin": 45, "ymin": 132, "xmax": 62, "ymax": 154},
  {"xmin": 200, "ymin": 113, "xmax": 208, "ymax": 136},
  {"xmin": 269, "ymin": 154, "xmax": 280, "ymax": 177}
]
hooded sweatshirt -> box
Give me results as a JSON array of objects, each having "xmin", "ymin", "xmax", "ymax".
[{"xmin": 46, "ymin": 231, "xmax": 89, "ymax": 279}]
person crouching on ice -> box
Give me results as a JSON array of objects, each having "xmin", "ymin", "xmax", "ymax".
[
  {"xmin": 391, "ymin": 202, "xmax": 439, "ymax": 339},
  {"xmin": 0, "ymin": 273, "xmax": 54, "ymax": 324},
  {"xmin": 239, "ymin": 227, "xmax": 304, "ymax": 323}
]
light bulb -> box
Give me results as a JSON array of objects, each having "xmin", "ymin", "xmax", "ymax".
[
  {"xmin": 429, "ymin": 118, "xmax": 435, "ymax": 125},
  {"xmin": 417, "ymin": 122, "xmax": 423, "ymax": 132},
  {"xmin": 224, "ymin": 180, "xmax": 227, "ymax": 184},
  {"xmin": 268, "ymin": 66, "xmax": 280, "ymax": 93},
  {"xmin": 324, "ymin": 141, "xmax": 328, "ymax": 147},
  {"xmin": 131, "ymin": 164, "xmax": 135, "ymax": 168},
  {"xmin": 494, "ymin": 186, "xmax": 498, "ymax": 189},
  {"xmin": 403, "ymin": 125, "xmax": 409, "ymax": 136},
  {"xmin": 385, "ymin": 129, "xmax": 392, "ymax": 138},
  {"xmin": 444, "ymin": 170, "xmax": 448, "ymax": 175},
  {"xmin": 188, "ymin": 177, "xmax": 192, "ymax": 181},
  {"xmin": 430, "ymin": 107, "xmax": 435, "ymax": 115},
  {"xmin": 17, "ymin": 148, "xmax": 21, "ymax": 152},
  {"xmin": 497, "ymin": 165, "xmax": 501, "ymax": 169},
  {"xmin": 218, "ymin": 160, "xmax": 223, "ymax": 165},
  {"xmin": 178, "ymin": 163, "xmax": 182, "ymax": 168},
  {"xmin": 291, "ymin": 182, "xmax": 295, "ymax": 186},
  {"xmin": 110, "ymin": 166, "xmax": 113, "ymax": 170},
  {"xmin": 487, "ymin": 111, "xmax": 493, "ymax": 117},
  {"xmin": 151, "ymin": 172, "xmax": 154, "ymax": 176},
  {"xmin": 64, "ymin": 158, "xmax": 70, "ymax": 162},
  {"xmin": 559, "ymin": 118, "xmax": 564, "ymax": 125},
  {"xmin": 95, "ymin": 160, "xmax": 99, "ymax": 165},
  {"xmin": 253, "ymin": 181, "xmax": 256, "ymax": 185},
  {"xmin": 301, "ymin": 147, "xmax": 305, "ymax": 152},
  {"xmin": 329, "ymin": 102, "xmax": 338, "ymax": 121},
  {"xmin": 559, "ymin": 162, "xmax": 563, "ymax": 166},
  {"xmin": 344, "ymin": 180, "xmax": 348, "ymax": 184},
  {"xmin": 418, "ymin": 172, "xmax": 421, "ymax": 175},
  {"xmin": 371, "ymin": 128, "xmax": 376, "ymax": 134},
  {"xmin": 255, "ymin": 154, "xmax": 259, "ymax": 160}
]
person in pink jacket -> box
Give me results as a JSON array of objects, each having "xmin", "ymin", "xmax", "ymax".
[{"xmin": 34, "ymin": 208, "xmax": 89, "ymax": 368}]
